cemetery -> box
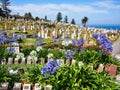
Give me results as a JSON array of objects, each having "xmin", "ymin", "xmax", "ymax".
[
  {"xmin": 0, "ymin": 17, "xmax": 120, "ymax": 90},
  {"xmin": 0, "ymin": 0, "xmax": 120, "ymax": 89}
]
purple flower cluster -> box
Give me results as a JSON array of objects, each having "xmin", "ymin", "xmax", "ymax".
[
  {"xmin": 72, "ymin": 38, "xmax": 84, "ymax": 46},
  {"xmin": 41, "ymin": 60, "xmax": 60, "ymax": 77},
  {"xmin": 0, "ymin": 30, "xmax": 6, "ymax": 35},
  {"xmin": 92, "ymin": 33, "xmax": 113, "ymax": 54},
  {"xmin": 0, "ymin": 30, "xmax": 11, "ymax": 45},
  {"xmin": 66, "ymin": 50, "xmax": 74, "ymax": 59}
]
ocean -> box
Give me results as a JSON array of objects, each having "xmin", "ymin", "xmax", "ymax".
[{"xmin": 87, "ymin": 24, "xmax": 120, "ymax": 30}]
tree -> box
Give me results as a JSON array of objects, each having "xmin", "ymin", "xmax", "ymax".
[
  {"xmin": 45, "ymin": 16, "xmax": 47, "ymax": 21},
  {"xmin": 71, "ymin": 18, "xmax": 76, "ymax": 25},
  {"xmin": 56, "ymin": 12, "xmax": 62, "ymax": 22},
  {"xmin": 35, "ymin": 16, "xmax": 39, "ymax": 20},
  {"xmin": 0, "ymin": 0, "xmax": 11, "ymax": 17},
  {"xmin": 0, "ymin": 8, "xmax": 4, "ymax": 16},
  {"xmin": 64, "ymin": 16, "xmax": 68, "ymax": 23},
  {"xmin": 24, "ymin": 12, "xmax": 33, "ymax": 20},
  {"xmin": 82, "ymin": 16, "xmax": 88, "ymax": 27}
]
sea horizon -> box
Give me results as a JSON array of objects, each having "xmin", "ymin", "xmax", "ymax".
[{"xmin": 87, "ymin": 24, "xmax": 120, "ymax": 30}]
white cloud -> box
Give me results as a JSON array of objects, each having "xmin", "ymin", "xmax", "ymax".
[
  {"xmin": 10, "ymin": 3, "xmax": 108, "ymax": 17},
  {"xmin": 92, "ymin": 1, "xmax": 120, "ymax": 9}
]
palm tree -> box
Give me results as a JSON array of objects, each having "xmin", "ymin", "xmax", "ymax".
[{"xmin": 82, "ymin": 16, "xmax": 88, "ymax": 27}]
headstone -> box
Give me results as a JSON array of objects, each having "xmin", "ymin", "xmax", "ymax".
[
  {"xmin": 23, "ymin": 26, "xmax": 27, "ymax": 33},
  {"xmin": 34, "ymin": 83, "xmax": 42, "ymax": 90},
  {"xmin": 66, "ymin": 59, "xmax": 71, "ymax": 66},
  {"xmin": 0, "ymin": 82, "xmax": 9, "ymax": 90},
  {"xmin": 45, "ymin": 33, "xmax": 48, "ymax": 39},
  {"xmin": 71, "ymin": 59, "xmax": 76, "ymax": 66},
  {"xmin": 44, "ymin": 85, "xmax": 52, "ymax": 90},
  {"xmin": 40, "ymin": 58, "xmax": 45, "ymax": 64},
  {"xmin": 1, "ymin": 58, "xmax": 6, "ymax": 65},
  {"xmin": 112, "ymin": 38, "xmax": 120, "ymax": 55},
  {"xmin": 13, "ymin": 83, "xmax": 22, "ymax": 90},
  {"xmin": 78, "ymin": 61, "xmax": 84, "ymax": 66},
  {"xmin": 50, "ymin": 33, "xmax": 53, "ymax": 40},
  {"xmin": 22, "ymin": 57, "xmax": 26, "ymax": 64},
  {"xmin": 116, "ymin": 74, "xmax": 120, "ymax": 82},
  {"xmin": 17, "ymin": 68, "xmax": 24, "ymax": 74},
  {"xmin": 38, "ymin": 32, "xmax": 40, "ymax": 37},
  {"xmin": 105, "ymin": 64, "xmax": 117, "ymax": 76},
  {"xmin": 17, "ymin": 25, "xmax": 20, "ymax": 31},
  {"xmin": 8, "ymin": 57, "xmax": 13, "ymax": 64},
  {"xmin": 59, "ymin": 59, "xmax": 64, "ymax": 65},
  {"xmin": 71, "ymin": 33, "xmax": 75, "ymax": 39},
  {"xmin": 14, "ymin": 58, "xmax": 19, "ymax": 64},
  {"xmin": 27, "ymin": 57, "xmax": 32, "ymax": 64},
  {"xmin": 41, "ymin": 30, "xmax": 44, "ymax": 38},
  {"xmin": 23, "ymin": 84, "xmax": 31, "ymax": 90},
  {"xmin": 97, "ymin": 64, "xmax": 104, "ymax": 72}
]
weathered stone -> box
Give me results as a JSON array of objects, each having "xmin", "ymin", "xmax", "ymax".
[
  {"xmin": 66, "ymin": 59, "xmax": 71, "ymax": 66},
  {"xmin": 14, "ymin": 58, "xmax": 19, "ymax": 64},
  {"xmin": 22, "ymin": 57, "xmax": 26, "ymax": 64},
  {"xmin": 17, "ymin": 68, "xmax": 24, "ymax": 74},
  {"xmin": 97, "ymin": 64, "xmax": 104, "ymax": 72},
  {"xmin": 116, "ymin": 74, "xmax": 120, "ymax": 82},
  {"xmin": 78, "ymin": 61, "xmax": 84, "ymax": 66},
  {"xmin": 13, "ymin": 83, "xmax": 22, "ymax": 90},
  {"xmin": 44, "ymin": 85, "xmax": 52, "ymax": 90},
  {"xmin": 23, "ymin": 84, "xmax": 31, "ymax": 90},
  {"xmin": 8, "ymin": 57, "xmax": 13, "ymax": 64},
  {"xmin": 105, "ymin": 64, "xmax": 117, "ymax": 76},
  {"xmin": 0, "ymin": 82, "xmax": 9, "ymax": 90},
  {"xmin": 71, "ymin": 59, "xmax": 76, "ymax": 66},
  {"xmin": 34, "ymin": 83, "xmax": 41, "ymax": 90},
  {"xmin": 40, "ymin": 58, "xmax": 45, "ymax": 64}
]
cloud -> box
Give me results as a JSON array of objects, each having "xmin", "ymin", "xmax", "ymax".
[
  {"xmin": 92, "ymin": 1, "xmax": 120, "ymax": 9},
  {"xmin": 10, "ymin": 3, "xmax": 108, "ymax": 17}
]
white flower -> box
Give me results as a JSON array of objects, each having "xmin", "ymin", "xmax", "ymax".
[
  {"xmin": 36, "ymin": 46, "xmax": 42, "ymax": 52},
  {"xmin": 47, "ymin": 53, "xmax": 53, "ymax": 59},
  {"xmin": 68, "ymin": 40, "xmax": 72, "ymax": 44},
  {"xmin": 30, "ymin": 50, "xmax": 37, "ymax": 57},
  {"xmin": 16, "ymin": 53, "xmax": 24, "ymax": 59},
  {"xmin": 62, "ymin": 40, "xmax": 68, "ymax": 46}
]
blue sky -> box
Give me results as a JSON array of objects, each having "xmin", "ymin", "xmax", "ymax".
[{"xmin": 9, "ymin": 0, "xmax": 120, "ymax": 25}]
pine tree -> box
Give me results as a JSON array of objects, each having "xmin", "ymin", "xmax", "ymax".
[
  {"xmin": 71, "ymin": 18, "xmax": 76, "ymax": 25},
  {"xmin": 56, "ymin": 12, "xmax": 62, "ymax": 22},
  {"xmin": 0, "ymin": 0, "xmax": 11, "ymax": 17},
  {"xmin": 64, "ymin": 16, "xmax": 68, "ymax": 23}
]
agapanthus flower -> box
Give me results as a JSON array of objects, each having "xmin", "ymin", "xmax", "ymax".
[
  {"xmin": 66, "ymin": 50, "xmax": 74, "ymax": 59},
  {"xmin": 72, "ymin": 38, "xmax": 84, "ymax": 47},
  {"xmin": 92, "ymin": 33, "xmax": 113, "ymax": 54},
  {"xmin": 0, "ymin": 30, "xmax": 7, "ymax": 35},
  {"xmin": 41, "ymin": 60, "xmax": 60, "ymax": 77}
]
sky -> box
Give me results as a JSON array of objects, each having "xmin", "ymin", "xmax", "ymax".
[{"xmin": 9, "ymin": 0, "xmax": 120, "ymax": 25}]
